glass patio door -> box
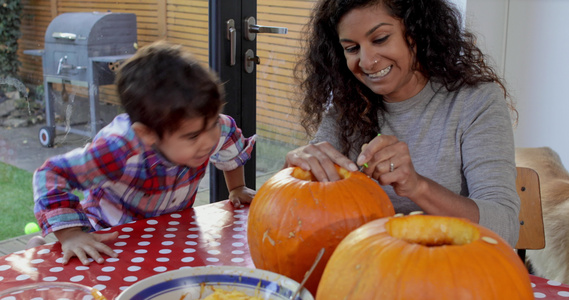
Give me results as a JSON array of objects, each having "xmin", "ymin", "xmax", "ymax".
[{"xmin": 209, "ymin": 0, "xmax": 313, "ymax": 201}]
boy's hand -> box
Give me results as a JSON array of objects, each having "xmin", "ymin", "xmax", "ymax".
[
  {"xmin": 228, "ymin": 185, "xmax": 256, "ymax": 208},
  {"xmin": 54, "ymin": 227, "xmax": 119, "ymax": 265}
]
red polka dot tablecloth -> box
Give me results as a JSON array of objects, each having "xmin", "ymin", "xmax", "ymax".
[
  {"xmin": 0, "ymin": 200, "xmax": 254, "ymax": 299},
  {"xmin": 0, "ymin": 200, "xmax": 568, "ymax": 299}
]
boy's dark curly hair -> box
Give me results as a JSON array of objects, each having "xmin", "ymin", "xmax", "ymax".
[
  {"xmin": 295, "ymin": 0, "xmax": 514, "ymax": 156},
  {"xmin": 116, "ymin": 41, "xmax": 224, "ymax": 139}
]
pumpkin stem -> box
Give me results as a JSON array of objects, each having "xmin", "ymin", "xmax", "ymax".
[{"xmin": 385, "ymin": 215, "xmax": 480, "ymax": 246}]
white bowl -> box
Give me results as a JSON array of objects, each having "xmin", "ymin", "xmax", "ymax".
[{"xmin": 116, "ymin": 266, "xmax": 314, "ymax": 300}]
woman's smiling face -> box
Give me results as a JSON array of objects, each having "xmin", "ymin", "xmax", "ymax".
[{"xmin": 337, "ymin": 4, "xmax": 427, "ymax": 102}]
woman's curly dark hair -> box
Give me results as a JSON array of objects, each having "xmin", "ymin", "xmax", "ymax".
[{"xmin": 295, "ymin": 0, "xmax": 515, "ymax": 156}]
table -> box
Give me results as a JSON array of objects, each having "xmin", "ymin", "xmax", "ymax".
[{"xmin": 1, "ymin": 200, "xmax": 568, "ymax": 299}]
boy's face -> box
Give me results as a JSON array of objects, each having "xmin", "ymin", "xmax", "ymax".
[{"xmin": 155, "ymin": 115, "xmax": 221, "ymax": 168}]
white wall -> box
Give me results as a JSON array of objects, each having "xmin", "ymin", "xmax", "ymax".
[{"xmin": 465, "ymin": 0, "xmax": 569, "ymax": 168}]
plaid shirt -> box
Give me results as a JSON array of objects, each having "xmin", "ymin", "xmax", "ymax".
[{"xmin": 33, "ymin": 113, "xmax": 255, "ymax": 235}]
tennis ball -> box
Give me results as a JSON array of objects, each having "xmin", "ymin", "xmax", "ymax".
[{"xmin": 24, "ymin": 222, "xmax": 40, "ymax": 234}]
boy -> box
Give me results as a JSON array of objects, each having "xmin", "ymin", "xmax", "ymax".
[{"xmin": 31, "ymin": 41, "xmax": 256, "ymax": 265}]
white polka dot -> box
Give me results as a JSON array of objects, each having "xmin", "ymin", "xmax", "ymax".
[
  {"xmin": 154, "ymin": 266, "xmax": 168, "ymax": 272},
  {"xmin": 164, "ymin": 234, "xmax": 176, "ymax": 238},
  {"xmin": 49, "ymin": 267, "xmax": 64, "ymax": 272},
  {"xmin": 162, "ymin": 241, "xmax": 174, "ymax": 246},
  {"xmin": 43, "ymin": 276, "xmax": 57, "ymax": 281},
  {"xmin": 232, "ymin": 242, "xmax": 244, "ymax": 247},
  {"xmin": 157, "ymin": 257, "xmax": 170, "ymax": 262},
  {"xmin": 118, "ymin": 234, "xmax": 130, "ymax": 239},
  {"xmin": 209, "ymin": 241, "xmax": 221, "ymax": 247},
  {"xmin": 138, "ymin": 241, "xmax": 150, "ymax": 246},
  {"xmin": 534, "ymin": 292, "xmax": 546, "ymax": 298},
  {"xmin": 190, "ymin": 221, "xmax": 198, "ymax": 225},
  {"xmin": 234, "ymin": 214, "xmax": 246, "ymax": 219},
  {"xmin": 16, "ymin": 274, "xmax": 31, "ymax": 281},
  {"xmin": 70, "ymin": 275, "xmax": 85, "ymax": 282},
  {"xmin": 183, "ymin": 248, "xmax": 196, "ymax": 253},
  {"xmin": 168, "ymin": 221, "xmax": 180, "ymax": 225},
  {"xmin": 131, "ymin": 257, "xmax": 145, "ymax": 263},
  {"xmin": 233, "ymin": 227, "xmax": 245, "ymax": 232},
  {"xmin": 185, "ymin": 241, "xmax": 197, "ymax": 246},
  {"xmin": 208, "ymin": 250, "xmax": 221, "ymax": 255},
  {"xmin": 0, "ymin": 265, "xmax": 11, "ymax": 271},
  {"xmin": 128, "ymin": 266, "xmax": 142, "ymax": 271},
  {"xmin": 234, "ymin": 221, "xmax": 245, "ymax": 225},
  {"xmin": 559, "ymin": 291, "xmax": 569, "ymax": 297},
  {"xmin": 55, "ymin": 258, "xmax": 64, "ymax": 264},
  {"xmin": 97, "ymin": 275, "xmax": 111, "ymax": 281},
  {"xmin": 232, "ymin": 234, "xmax": 245, "ymax": 239},
  {"xmin": 231, "ymin": 258, "xmax": 245, "ymax": 263},
  {"xmin": 144, "ymin": 227, "xmax": 156, "ymax": 232},
  {"xmin": 206, "ymin": 258, "xmax": 219, "ymax": 262},
  {"xmin": 211, "ymin": 234, "xmax": 221, "ymax": 239},
  {"xmin": 135, "ymin": 249, "xmax": 148, "ymax": 254},
  {"xmin": 75, "ymin": 266, "xmax": 89, "ymax": 271},
  {"xmin": 232, "ymin": 250, "xmax": 244, "ymax": 255},
  {"xmin": 188, "ymin": 227, "xmax": 199, "ymax": 231},
  {"xmin": 181, "ymin": 257, "xmax": 195, "ymax": 263},
  {"xmin": 114, "ymin": 241, "xmax": 127, "ymax": 247},
  {"xmin": 115, "ymin": 249, "xmax": 124, "ymax": 254},
  {"xmin": 166, "ymin": 228, "xmax": 178, "ymax": 232},
  {"xmin": 93, "ymin": 284, "xmax": 107, "ymax": 292},
  {"xmin": 101, "ymin": 266, "xmax": 115, "ymax": 272},
  {"xmin": 159, "ymin": 249, "xmax": 172, "ymax": 254},
  {"xmin": 37, "ymin": 249, "xmax": 50, "ymax": 255},
  {"xmin": 147, "ymin": 220, "xmax": 158, "ymax": 225},
  {"xmin": 186, "ymin": 234, "xmax": 199, "ymax": 238},
  {"xmin": 170, "ymin": 213, "xmax": 182, "ymax": 218},
  {"xmin": 532, "ymin": 283, "xmax": 537, "ymax": 288},
  {"xmin": 122, "ymin": 227, "xmax": 134, "ymax": 232},
  {"xmin": 141, "ymin": 234, "xmax": 153, "ymax": 238},
  {"xmin": 106, "ymin": 258, "xmax": 119, "ymax": 263},
  {"xmin": 30, "ymin": 259, "xmax": 44, "ymax": 264},
  {"xmin": 548, "ymin": 280, "xmax": 562, "ymax": 286},
  {"xmin": 124, "ymin": 276, "xmax": 138, "ymax": 282},
  {"xmin": 235, "ymin": 209, "xmax": 246, "ymax": 213},
  {"xmin": 100, "ymin": 227, "xmax": 113, "ymax": 231}
]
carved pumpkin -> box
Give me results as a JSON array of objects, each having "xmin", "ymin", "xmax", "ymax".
[
  {"xmin": 247, "ymin": 166, "xmax": 394, "ymax": 295},
  {"xmin": 316, "ymin": 215, "xmax": 534, "ymax": 300}
]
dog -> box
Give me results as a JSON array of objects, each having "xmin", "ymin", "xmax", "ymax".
[{"xmin": 515, "ymin": 147, "xmax": 569, "ymax": 284}]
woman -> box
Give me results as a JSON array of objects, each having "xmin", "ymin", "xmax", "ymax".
[{"xmin": 286, "ymin": 0, "xmax": 520, "ymax": 246}]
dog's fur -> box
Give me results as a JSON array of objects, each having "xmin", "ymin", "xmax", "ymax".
[{"xmin": 515, "ymin": 147, "xmax": 569, "ymax": 284}]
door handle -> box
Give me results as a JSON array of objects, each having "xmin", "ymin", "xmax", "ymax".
[
  {"xmin": 244, "ymin": 16, "xmax": 288, "ymax": 41},
  {"xmin": 226, "ymin": 19, "xmax": 236, "ymax": 66}
]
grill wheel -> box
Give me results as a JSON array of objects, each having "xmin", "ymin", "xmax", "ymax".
[{"xmin": 39, "ymin": 126, "xmax": 56, "ymax": 148}]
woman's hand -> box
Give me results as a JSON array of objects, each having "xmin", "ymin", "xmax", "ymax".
[
  {"xmin": 54, "ymin": 227, "xmax": 119, "ymax": 265},
  {"xmin": 357, "ymin": 134, "xmax": 424, "ymax": 199},
  {"xmin": 229, "ymin": 185, "xmax": 256, "ymax": 208},
  {"xmin": 284, "ymin": 142, "xmax": 358, "ymax": 182}
]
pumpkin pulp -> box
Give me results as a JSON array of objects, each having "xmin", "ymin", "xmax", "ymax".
[{"xmin": 386, "ymin": 215, "xmax": 480, "ymax": 246}]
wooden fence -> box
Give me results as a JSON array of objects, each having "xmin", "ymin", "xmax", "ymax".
[{"xmin": 17, "ymin": 0, "xmax": 315, "ymax": 146}]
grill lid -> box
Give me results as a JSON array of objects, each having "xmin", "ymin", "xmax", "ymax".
[{"xmin": 44, "ymin": 12, "xmax": 137, "ymax": 46}]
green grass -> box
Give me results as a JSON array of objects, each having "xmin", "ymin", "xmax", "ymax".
[{"xmin": 0, "ymin": 162, "xmax": 37, "ymax": 240}]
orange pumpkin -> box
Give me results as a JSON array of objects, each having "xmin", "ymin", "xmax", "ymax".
[
  {"xmin": 316, "ymin": 214, "xmax": 534, "ymax": 300},
  {"xmin": 247, "ymin": 165, "xmax": 394, "ymax": 295}
]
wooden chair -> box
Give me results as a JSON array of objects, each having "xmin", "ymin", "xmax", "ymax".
[{"xmin": 514, "ymin": 167, "xmax": 546, "ymax": 265}]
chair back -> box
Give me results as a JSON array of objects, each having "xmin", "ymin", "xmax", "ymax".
[{"xmin": 515, "ymin": 167, "xmax": 545, "ymax": 260}]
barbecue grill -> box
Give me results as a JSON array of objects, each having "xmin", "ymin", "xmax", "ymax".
[{"xmin": 24, "ymin": 12, "xmax": 137, "ymax": 147}]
